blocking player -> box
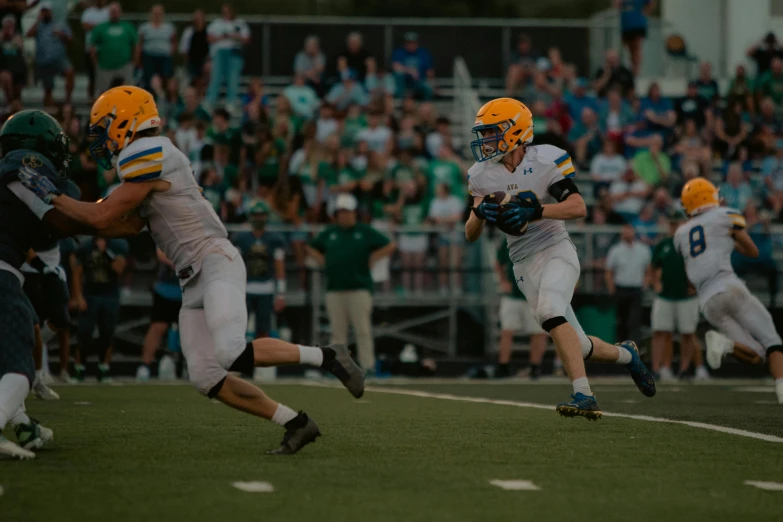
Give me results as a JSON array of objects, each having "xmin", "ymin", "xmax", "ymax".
[
  {"xmin": 675, "ymin": 179, "xmax": 783, "ymax": 404},
  {"xmin": 465, "ymin": 98, "xmax": 656, "ymax": 420},
  {"xmin": 18, "ymin": 86, "xmax": 365, "ymax": 454},
  {"xmin": 0, "ymin": 110, "xmax": 110, "ymax": 459}
]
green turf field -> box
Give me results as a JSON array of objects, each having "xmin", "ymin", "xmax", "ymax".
[{"xmin": 3, "ymin": 380, "xmax": 782, "ymax": 522}]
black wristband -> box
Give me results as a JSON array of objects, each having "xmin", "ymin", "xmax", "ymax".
[{"xmin": 532, "ymin": 206, "xmax": 544, "ymax": 221}]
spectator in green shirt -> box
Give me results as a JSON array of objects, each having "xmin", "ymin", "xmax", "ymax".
[
  {"xmin": 631, "ymin": 134, "xmax": 671, "ymax": 186},
  {"xmin": 756, "ymin": 57, "xmax": 783, "ymax": 107},
  {"xmin": 495, "ymin": 242, "xmax": 550, "ymax": 379},
  {"xmin": 307, "ymin": 194, "xmax": 396, "ymax": 371},
  {"xmin": 649, "ymin": 211, "xmax": 709, "ymax": 381},
  {"xmin": 427, "ymin": 145, "xmax": 465, "ymax": 199},
  {"xmin": 91, "ymin": 3, "xmax": 138, "ymax": 94}
]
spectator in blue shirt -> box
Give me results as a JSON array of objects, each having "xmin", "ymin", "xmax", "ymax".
[
  {"xmin": 27, "ymin": 2, "xmax": 73, "ymax": 106},
  {"xmin": 617, "ymin": 0, "xmax": 654, "ymax": 76},
  {"xmin": 568, "ymin": 106, "xmax": 603, "ymax": 165},
  {"xmin": 761, "ymin": 140, "xmax": 783, "ymax": 214},
  {"xmin": 639, "ymin": 82, "xmax": 676, "ymax": 140},
  {"xmin": 505, "ymin": 33, "xmax": 540, "ymax": 96},
  {"xmin": 391, "ymin": 31, "xmax": 434, "ymax": 100},
  {"xmin": 564, "ymin": 77, "xmax": 599, "ymax": 123},
  {"xmin": 326, "ymin": 69, "xmax": 368, "ymax": 111},
  {"xmin": 720, "ymin": 162, "xmax": 754, "ymax": 212},
  {"xmin": 695, "ymin": 61, "xmax": 720, "ymax": 103}
]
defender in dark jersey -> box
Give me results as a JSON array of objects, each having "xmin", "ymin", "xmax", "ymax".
[{"xmin": 0, "ymin": 110, "xmax": 140, "ymax": 459}]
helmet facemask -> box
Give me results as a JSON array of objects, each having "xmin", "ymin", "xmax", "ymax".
[{"xmin": 470, "ymin": 122, "xmax": 515, "ymax": 163}]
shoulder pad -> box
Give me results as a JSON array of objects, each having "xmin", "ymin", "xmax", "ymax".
[
  {"xmin": 529, "ymin": 145, "xmax": 575, "ymax": 178},
  {"xmin": 0, "ymin": 150, "xmax": 59, "ymax": 185}
]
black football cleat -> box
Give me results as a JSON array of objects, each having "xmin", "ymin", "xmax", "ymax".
[
  {"xmin": 323, "ymin": 344, "xmax": 365, "ymax": 398},
  {"xmin": 267, "ymin": 412, "xmax": 321, "ymax": 455}
]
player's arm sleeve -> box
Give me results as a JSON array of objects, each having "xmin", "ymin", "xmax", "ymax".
[
  {"xmin": 545, "ymin": 149, "xmax": 579, "ymax": 202},
  {"xmin": 467, "ymin": 169, "xmax": 485, "ymax": 198},
  {"xmin": 117, "ymin": 145, "xmax": 164, "ymax": 182},
  {"xmin": 725, "ymin": 209, "xmax": 746, "ymax": 231},
  {"xmin": 7, "ymin": 181, "xmax": 54, "ymax": 220}
]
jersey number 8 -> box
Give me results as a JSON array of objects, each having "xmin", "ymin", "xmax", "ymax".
[{"xmin": 689, "ymin": 225, "xmax": 707, "ymax": 257}]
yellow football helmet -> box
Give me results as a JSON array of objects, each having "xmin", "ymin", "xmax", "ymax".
[
  {"xmin": 470, "ymin": 98, "xmax": 533, "ymax": 163},
  {"xmin": 681, "ymin": 177, "xmax": 719, "ymax": 215},
  {"xmin": 88, "ymin": 86, "xmax": 161, "ymax": 169}
]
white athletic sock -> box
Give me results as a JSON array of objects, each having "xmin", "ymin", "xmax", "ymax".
[
  {"xmin": 298, "ymin": 345, "xmax": 324, "ymax": 367},
  {"xmin": 35, "ymin": 369, "xmax": 43, "ymax": 380},
  {"xmin": 615, "ymin": 345, "xmax": 633, "ymax": 365},
  {"xmin": 40, "ymin": 323, "xmax": 57, "ymax": 344},
  {"xmin": 775, "ymin": 378, "xmax": 783, "ymax": 405},
  {"xmin": 572, "ymin": 377, "xmax": 592, "ymax": 397},
  {"xmin": 0, "ymin": 374, "xmax": 30, "ymax": 430},
  {"xmin": 10, "ymin": 403, "xmax": 30, "ymax": 427},
  {"xmin": 271, "ymin": 403, "xmax": 298, "ymax": 426}
]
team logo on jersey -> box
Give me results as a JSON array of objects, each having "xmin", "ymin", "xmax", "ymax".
[
  {"xmin": 22, "ymin": 155, "xmax": 43, "ymax": 169},
  {"xmin": 507, "ymin": 184, "xmax": 518, "ymax": 191},
  {"xmin": 516, "ymin": 275, "xmax": 524, "ymax": 284},
  {"xmin": 523, "ymin": 168, "xmax": 533, "ymax": 175}
]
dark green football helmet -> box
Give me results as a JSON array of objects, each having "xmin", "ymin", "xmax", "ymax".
[{"xmin": 0, "ymin": 110, "xmax": 71, "ymax": 178}]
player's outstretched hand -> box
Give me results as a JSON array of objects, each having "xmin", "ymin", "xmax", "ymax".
[
  {"xmin": 17, "ymin": 166, "xmax": 61, "ymax": 204},
  {"xmin": 473, "ymin": 200, "xmax": 499, "ymax": 223}
]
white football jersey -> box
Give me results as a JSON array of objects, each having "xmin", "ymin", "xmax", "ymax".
[
  {"xmin": 117, "ymin": 136, "xmax": 237, "ymax": 283},
  {"xmin": 468, "ymin": 144, "xmax": 576, "ymax": 263},
  {"xmin": 673, "ymin": 206, "xmax": 746, "ymax": 306}
]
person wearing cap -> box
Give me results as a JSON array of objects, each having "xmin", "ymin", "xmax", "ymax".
[
  {"xmin": 650, "ymin": 210, "xmax": 708, "ymax": 381},
  {"xmin": 231, "ymin": 201, "xmax": 287, "ymax": 338},
  {"xmin": 325, "ymin": 68, "xmax": 368, "ymax": 111},
  {"xmin": 307, "ymin": 194, "xmax": 396, "ymax": 371},
  {"xmin": 26, "ymin": 1, "xmax": 73, "ymax": 106},
  {"xmin": 748, "ymin": 31, "xmax": 783, "ymax": 76},
  {"xmin": 90, "ymin": 2, "xmax": 138, "ymax": 94},
  {"xmin": 391, "ymin": 31, "xmax": 434, "ymax": 100},
  {"xmin": 564, "ymin": 77, "xmax": 598, "ymax": 123}
]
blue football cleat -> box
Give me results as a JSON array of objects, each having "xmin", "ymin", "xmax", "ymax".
[
  {"xmin": 556, "ymin": 392, "xmax": 602, "ymax": 420},
  {"xmin": 619, "ymin": 341, "xmax": 656, "ymax": 397}
]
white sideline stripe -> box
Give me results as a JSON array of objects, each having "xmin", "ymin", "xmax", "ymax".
[
  {"xmin": 367, "ymin": 387, "xmax": 783, "ymax": 444},
  {"xmin": 490, "ymin": 480, "xmax": 540, "ymax": 491},
  {"xmin": 232, "ymin": 481, "xmax": 274, "ymax": 493},
  {"xmin": 744, "ymin": 480, "xmax": 783, "ymax": 491}
]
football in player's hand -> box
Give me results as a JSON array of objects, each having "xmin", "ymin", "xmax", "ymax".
[{"xmin": 484, "ymin": 191, "xmax": 535, "ymax": 237}]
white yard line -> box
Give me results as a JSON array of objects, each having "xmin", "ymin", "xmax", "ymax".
[
  {"xmin": 489, "ymin": 480, "xmax": 540, "ymax": 491},
  {"xmin": 744, "ymin": 480, "xmax": 783, "ymax": 491},
  {"xmin": 366, "ymin": 387, "xmax": 783, "ymax": 444},
  {"xmin": 232, "ymin": 481, "xmax": 275, "ymax": 493}
]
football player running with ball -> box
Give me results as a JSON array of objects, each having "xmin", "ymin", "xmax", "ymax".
[
  {"xmin": 675, "ymin": 179, "xmax": 783, "ymax": 404},
  {"xmin": 465, "ymin": 98, "xmax": 656, "ymax": 419},
  {"xmin": 17, "ymin": 86, "xmax": 365, "ymax": 454}
]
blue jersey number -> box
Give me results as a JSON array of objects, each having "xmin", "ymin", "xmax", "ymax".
[
  {"xmin": 689, "ymin": 225, "xmax": 707, "ymax": 257},
  {"xmin": 515, "ymin": 191, "xmax": 541, "ymax": 221}
]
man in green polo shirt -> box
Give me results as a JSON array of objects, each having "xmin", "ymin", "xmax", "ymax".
[
  {"xmin": 90, "ymin": 3, "xmax": 138, "ymax": 94},
  {"xmin": 495, "ymin": 242, "xmax": 551, "ymax": 379},
  {"xmin": 307, "ymin": 194, "xmax": 396, "ymax": 371},
  {"xmin": 650, "ymin": 210, "xmax": 709, "ymax": 381}
]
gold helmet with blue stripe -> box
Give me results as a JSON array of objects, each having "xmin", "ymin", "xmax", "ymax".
[
  {"xmin": 470, "ymin": 98, "xmax": 533, "ymax": 163},
  {"xmin": 88, "ymin": 86, "xmax": 161, "ymax": 170}
]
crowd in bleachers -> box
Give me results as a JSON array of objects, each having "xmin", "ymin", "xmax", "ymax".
[{"xmin": 2, "ymin": 1, "xmax": 783, "ymax": 294}]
